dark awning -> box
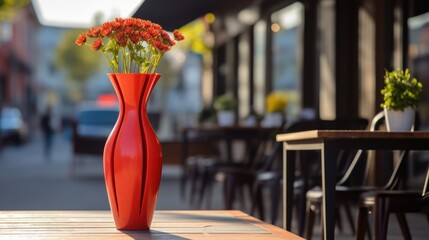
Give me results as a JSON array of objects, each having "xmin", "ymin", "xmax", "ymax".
[
  {"xmin": 132, "ymin": 0, "xmax": 259, "ymax": 31},
  {"xmin": 132, "ymin": 0, "xmax": 216, "ymax": 31}
]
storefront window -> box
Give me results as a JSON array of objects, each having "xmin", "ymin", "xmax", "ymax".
[
  {"xmin": 409, "ymin": 13, "xmax": 429, "ymax": 130},
  {"xmin": 408, "ymin": 12, "xmax": 429, "ymax": 184},
  {"xmin": 254, "ymin": 20, "xmax": 266, "ymax": 115},
  {"xmin": 271, "ymin": 2, "xmax": 303, "ymax": 120}
]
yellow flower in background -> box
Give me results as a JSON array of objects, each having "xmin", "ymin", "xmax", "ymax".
[{"xmin": 266, "ymin": 91, "xmax": 288, "ymax": 113}]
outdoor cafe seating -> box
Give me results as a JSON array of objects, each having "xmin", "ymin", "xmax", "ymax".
[
  {"xmin": 180, "ymin": 124, "xmax": 279, "ymax": 209},
  {"xmin": 249, "ymin": 118, "xmax": 368, "ymax": 232},
  {"xmin": 304, "ymin": 111, "xmax": 423, "ymax": 240}
]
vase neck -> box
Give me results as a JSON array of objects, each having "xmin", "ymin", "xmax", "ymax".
[{"xmin": 108, "ymin": 74, "xmax": 160, "ymax": 109}]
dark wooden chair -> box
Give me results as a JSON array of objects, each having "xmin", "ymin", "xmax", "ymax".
[
  {"xmin": 356, "ymin": 165, "xmax": 429, "ymax": 240},
  {"xmin": 304, "ymin": 111, "xmax": 418, "ymax": 240},
  {"xmin": 216, "ymin": 123, "xmax": 286, "ymax": 211},
  {"xmin": 248, "ymin": 118, "xmax": 369, "ymax": 231},
  {"xmin": 180, "ymin": 125, "xmax": 277, "ymax": 209},
  {"xmin": 179, "ymin": 128, "xmax": 221, "ymax": 207}
]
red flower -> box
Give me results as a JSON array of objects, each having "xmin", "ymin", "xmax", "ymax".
[
  {"xmin": 124, "ymin": 26, "xmax": 134, "ymax": 36},
  {"xmin": 153, "ymin": 40, "xmax": 171, "ymax": 52},
  {"xmin": 141, "ymin": 20, "xmax": 152, "ymax": 29},
  {"xmin": 111, "ymin": 21, "xmax": 121, "ymax": 29},
  {"xmin": 140, "ymin": 32, "xmax": 151, "ymax": 41},
  {"xmin": 101, "ymin": 27, "xmax": 112, "ymax": 37},
  {"xmin": 87, "ymin": 27, "xmax": 101, "ymax": 37},
  {"xmin": 75, "ymin": 33, "xmax": 86, "ymax": 46},
  {"xmin": 130, "ymin": 33, "xmax": 141, "ymax": 44},
  {"xmin": 173, "ymin": 29, "xmax": 184, "ymax": 41},
  {"xmin": 91, "ymin": 38, "xmax": 103, "ymax": 50},
  {"xmin": 115, "ymin": 32, "xmax": 127, "ymax": 46},
  {"xmin": 148, "ymin": 28, "xmax": 160, "ymax": 37}
]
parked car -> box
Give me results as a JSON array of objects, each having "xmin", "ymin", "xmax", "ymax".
[
  {"xmin": 75, "ymin": 104, "xmax": 119, "ymax": 138},
  {"xmin": 0, "ymin": 107, "xmax": 28, "ymax": 145},
  {"xmin": 72, "ymin": 103, "xmax": 119, "ymax": 158}
]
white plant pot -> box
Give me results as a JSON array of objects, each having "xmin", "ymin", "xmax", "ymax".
[
  {"xmin": 262, "ymin": 112, "xmax": 284, "ymax": 127},
  {"xmin": 217, "ymin": 111, "xmax": 235, "ymax": 126},
  {"xmin": 384, "ymin": 106, "xmax": 415, "ymax": 132}
]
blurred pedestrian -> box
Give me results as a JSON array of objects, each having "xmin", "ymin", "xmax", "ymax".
[{"xmin": 40, "ymin": 106, "xmax": 55, "ymax": 159}]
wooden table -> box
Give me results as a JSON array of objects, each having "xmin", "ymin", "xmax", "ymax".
[
  {"xmin": 0, "ymin": 210, "xmax": 303, "ymax": 239},
  {"xmin": 276, "ymin": 130, "xmax": 429, "ymax": 240},
  {"xmin": 181, "ymin": 125, "xmax": 278, "ymax": 164}
]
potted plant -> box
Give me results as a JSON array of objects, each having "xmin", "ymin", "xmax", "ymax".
[
  {"xmin": 198, "ymin": 105, "xmax": 216, "ymax": 125},
  {"xmin": 213, "ymin": 94, "xmax": 237, "ymax": 126},
  {"xmin": 75, "ymin": 18, "xmax": 184, "ymax": 230},
  {"xmin": 381, "ymin": 68, "xmax": 423, "ymax": 131},
  {"xmin": 262, "ymin": 91, "xmax": 288, "ymax": 127}
]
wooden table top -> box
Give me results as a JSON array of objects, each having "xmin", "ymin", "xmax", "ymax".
[
  {"xmin": 276, "ymin": 130, "xmax": 429, "ymax": 142},
  {"xmin": 0, "ymin": 210, "xmax": 303, "ymax": 239}
]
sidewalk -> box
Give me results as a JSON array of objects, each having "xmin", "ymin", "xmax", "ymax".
[{"xmin": 0, "ymin": 132, "xmax": 222, "ymax": 211}]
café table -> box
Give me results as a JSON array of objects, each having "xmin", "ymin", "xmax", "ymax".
[
  {"xmin": 0, "ymin": 210, "xmax": 303, "ymax": 239},
  {"xmin": 181, "ymin": 125, "xmax": 278, "ymax": 164},
  {"xmin": 276, "ymin": 130, "xmax": 429, "ymax": 240}
]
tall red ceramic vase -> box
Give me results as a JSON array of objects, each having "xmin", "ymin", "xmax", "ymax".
[{"xmin": 104, "ymin": 73, "xmax": 162, "ymax": 230}]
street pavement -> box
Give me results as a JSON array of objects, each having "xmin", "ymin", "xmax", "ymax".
[{"xmin": 0, "ymin": 131, "xmax": 222, "ymax": 211}]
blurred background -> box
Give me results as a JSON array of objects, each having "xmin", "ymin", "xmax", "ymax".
[{"xmin": 1, "ymin": 1, "xmax": 429, "ymax": 239}]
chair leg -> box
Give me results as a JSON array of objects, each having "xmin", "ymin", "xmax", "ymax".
[
  {"xmin": 180, "ymin": 173, "xmax": 186, "ymax": 199},
  {"xmin": 336, "ymin": 205, "xmax": 343, "ymax": 233},
  {"xmin": 250, "ymin": 181, "xmax": 265, "ymax": 221},
  {"xmin": 205, "ymin": 170, "xmax": 214, "ymax": 209},
  {"xmin": 198, "ymin": 168, "xmax": 209, "ymax": 208},
  {"xmin": 305, "ymin": 200, "xmax": 317, "ymax": 240},
  {"xmin": 237, "ymin": 182, "xmax": 246, "ymax": 210},
  {"xmin": 189, "ymin": 165, "xmax": 199, "ymax": 205},
  {"xmin": 270, "ymin": 179, "xmax": 281, "ymax": 224},
  {"xmin": 395, "ymin": 213, "xmax": 411, "ymax": 240},
  {"xmin": 223, "ymin": 173, "xmax": 236, "ymax": 209},
  {"xmin": 356, "ymin": 206, "xmax": 369, "ymax": 240},
  {"xmin": 374, "ymin": 196, "xmax": 390, "ymax": 240},
  {"xmin": 344, "ymin": 203, "xmax": 356, "ymax": 235},
  {"xmin": 297, "ymin": 188, "xmax": 307, "ymax": 236},
  {"xmin": 367, "ymin": 218, "xmax": 373, "ymax": 240}
]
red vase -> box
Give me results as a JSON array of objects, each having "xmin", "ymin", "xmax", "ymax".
[{"xmin": 104, "ymin": 73, "xmax": 162, "ymax": 230}]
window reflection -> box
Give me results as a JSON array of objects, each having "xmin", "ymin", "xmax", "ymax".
[
  {"xmin": 408, "ymin": 12, "xmax": 429, "ymax": 185},
  {"xmin": 409, "ymin": 13, "xmax": 429, "ymax": 130},
  {"xmin": 270, "ymin": 2, "xmax": 303, "ymax": 120}
]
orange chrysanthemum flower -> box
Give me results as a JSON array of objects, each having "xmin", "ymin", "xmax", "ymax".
[
  {"xmin": 91, "ymin": 38, "xmax": 103, "ymax": 50},
  {"xmin": 87, "ymin": 27, "xmax": 101, "ymax": 37},
  {"xmin": 130, "ymin": 33, "xmax": 141, "ymax": 44},
  {"xmin": 75, "ymin": 17, "xmax": 185, "ymax": 73},
  {"xmin": 173, "ymin": 29, "xmax": 185, "ymax": 41},
  {"xmin": 75, "ymin": 33, "xmax": 86, "ymax": 46}
]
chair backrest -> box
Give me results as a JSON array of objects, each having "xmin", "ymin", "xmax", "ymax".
[
  {"xmin": 381, "ymin": 111, "xmax": 420, "ymax": 190},
  {"xmin": 422, "ymin": 164, "xmax": 429, "ymax": 197},
  {"xmin": 337, "ymin": 110, "xmax": 419, "ymax": 189},
  {"xmin": 336, "ymin": 111, "xmax": 385, "ymax": 185}
]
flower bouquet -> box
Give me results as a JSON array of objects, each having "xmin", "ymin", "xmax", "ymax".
[
  {"xmin": 74, "ymin": 18, "xmax": 184, "ymax": 230},
  {"xmin": 75, "ymin": 17, "xmax": 184, "ymax": 73}
]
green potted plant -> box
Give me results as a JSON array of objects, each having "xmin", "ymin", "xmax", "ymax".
[
  {"xmin": 381, "ymin": 68, "xmax": 423, "ymax": 131},
  {"xmin": 213, "ymin": 94, "xmax": 237, "ymax": 126},
  {"xmin": 198, "ymin": 105, "xmax": 216, "ymax": 125}
]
